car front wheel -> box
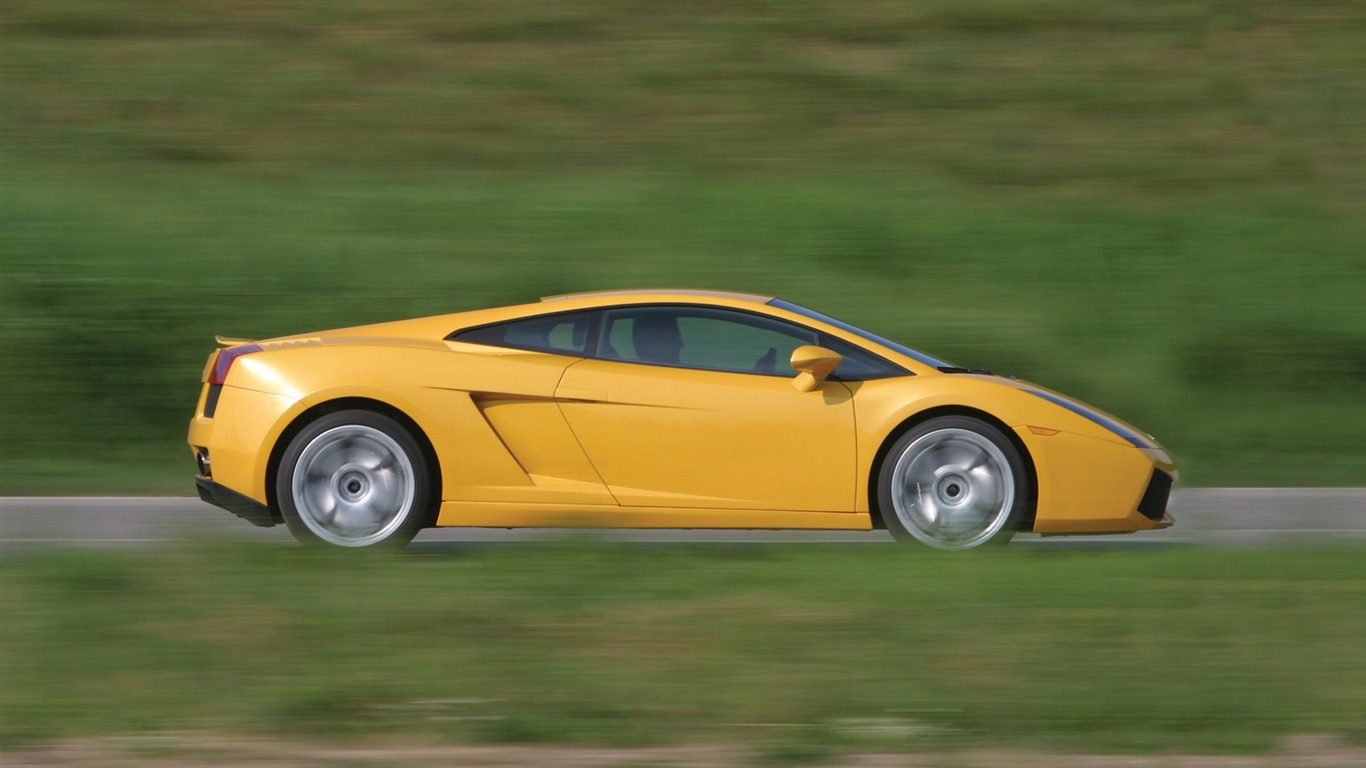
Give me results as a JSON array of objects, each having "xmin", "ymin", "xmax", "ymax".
[
  {"xmin": 277, "ymin": 409, "xmax": 435, "ymax": 549},
  {"xmin": 877, "ymin": 416, "xmax": 1029, "ymax": 550}
]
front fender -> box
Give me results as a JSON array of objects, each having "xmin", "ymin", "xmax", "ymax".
[{"xmin": 848, "ymin": 374, "xmax": 1159, "ymax": 517}]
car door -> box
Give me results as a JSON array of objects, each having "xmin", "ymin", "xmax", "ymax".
[
  {"xmin": 443, "ymin": 310, "xmax": 616, "ymax": 505},
  {"xmin": 555, "ymin": 305, "xmax": 857, "ymax": 512}
]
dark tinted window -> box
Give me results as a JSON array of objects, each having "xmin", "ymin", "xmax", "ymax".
[
  {"xmin": 600, "ymin": 306, "xmax": 820, "ymax": 375},
  {"xmin": 451, "ymin": 311, "xmax": 596, "ymax": 356},
  {"xmin": 821, "ymin": 336, "xmax": 906, "ymax": 380},
  {"xmin": 768, "ymin": 298, "xmax": 955, "ymax": 370}
]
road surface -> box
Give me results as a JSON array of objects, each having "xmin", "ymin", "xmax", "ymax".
[{"xmin": 1, "ymin": 489, "xmax": 1362, "ymax": 551}]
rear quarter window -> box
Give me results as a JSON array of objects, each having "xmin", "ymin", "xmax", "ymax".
[{"xmin": 450, "ymin": 311, "xmax": 596, "ymax": 356}]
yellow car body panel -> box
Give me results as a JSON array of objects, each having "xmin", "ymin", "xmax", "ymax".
[
  {"xmin": 188, "ymin": 289, "xmax": 1176, "ymax": 541},
  {"xmin": 555, "ymin": 360, "xmax": 855, "ymax": 511}
]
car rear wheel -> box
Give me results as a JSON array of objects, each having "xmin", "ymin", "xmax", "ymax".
[
  {"xmin": 877, "ymin": 416, "xmax": 1029, "ymax": 550},
  {"xmin": 277, "ymin": 410, "xmax": 435, "ymax": 549}
]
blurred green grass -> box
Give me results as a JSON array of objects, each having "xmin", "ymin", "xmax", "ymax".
[
  {"xmin": 2, "ymin": 542, "xmax": 1364, "ymax": 754},
  {"xmin": 1, "ymin": 0, "xmax": 1363, "ymax": 491}
]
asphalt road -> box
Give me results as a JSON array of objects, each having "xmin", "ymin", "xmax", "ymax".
[{"xmin": 1, "ymin": 489, "xmax": 1363, "ymax": 551}]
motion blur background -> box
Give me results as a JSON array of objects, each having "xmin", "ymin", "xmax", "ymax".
[
  {"xmin": 2, "ymin": 1, "xmax": 1363, "ymax": 493},
  {"xmin": 2, "ymin": 4, "xmax": 1365, "ymax": 761}
]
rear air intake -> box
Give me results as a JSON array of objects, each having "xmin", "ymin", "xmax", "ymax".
[{"xmin": 203, "ymin": 384, "xmax": 224, "ymax": 418}]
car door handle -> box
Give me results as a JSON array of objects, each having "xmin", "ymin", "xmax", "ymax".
[{"xmin": 556, "ymin": 387, "xmax": 608, "ymax": 403}]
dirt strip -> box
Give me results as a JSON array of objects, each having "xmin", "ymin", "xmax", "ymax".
[{"xmin": 5, "ymin": 735, "xmax": 1365, "ymax": 768}]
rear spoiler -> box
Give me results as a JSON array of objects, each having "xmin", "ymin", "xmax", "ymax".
[{"xmin": 215, "ymin": 336, "xmax": 255, "ymax": 347}]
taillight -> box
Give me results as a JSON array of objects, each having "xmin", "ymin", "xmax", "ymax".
[{"xmin": 209, "ymin": 344, "xmax": 263, "ymax": 385}]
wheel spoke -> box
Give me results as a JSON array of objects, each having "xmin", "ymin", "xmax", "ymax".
[
  {"xmin": 969, "ymin": 465, "xmax": 1001, "ymax": 510},
  {"xmin": 938, "ymin": 441, "xmax": 980, "ymax": 470},
  {"xmin": 305, "ymin": 486, "xmax": 337, "ymax": 522},
  {"xmin": 305, "ymin": 446, "xmax": 348, "ymax": 481},
  {"xmin": 916, "ymin": 494, "xmax": 941, "ymax": 527},
  {"xmin": 334, "ymin": 501, "xmax": 380, "ymax": 535},
  {"xmin": 334, "ymin": 442, "xmax": 375, "ymax": 471}
]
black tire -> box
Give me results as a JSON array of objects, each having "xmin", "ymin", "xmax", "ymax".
[
  {"xmin": 876, "ymin": 415, "xmax": 1029, "ymax": 550},
  {"xmin": 276, "ymin": 409, "xmax": 436, "ymax": 549}
]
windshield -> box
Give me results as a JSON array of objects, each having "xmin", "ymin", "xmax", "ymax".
[{"xmin": 767, "ymin": 298, "xmax": 957, "ymax": 370}]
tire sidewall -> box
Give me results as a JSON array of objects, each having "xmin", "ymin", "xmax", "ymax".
[
  {"xmin": 876, "ymin": 415, "xmax": 1030, "ymax": 550},
  {"xmin": 276, "ymin": 409, "xmax": 434, "ymax": 549}
]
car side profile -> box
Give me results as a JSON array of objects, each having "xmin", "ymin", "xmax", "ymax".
[{"xmin": 188, "ymin": 289, "xmax": 1177, "ymax": 550}]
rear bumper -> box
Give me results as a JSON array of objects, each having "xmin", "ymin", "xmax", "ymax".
[
  {"xmin": 188, "ymin": 383, "xmax": 299, "ymax": 505},
  {"xmin": 195, "ymin": 476, "xmax": 279, "ymax": 528}
]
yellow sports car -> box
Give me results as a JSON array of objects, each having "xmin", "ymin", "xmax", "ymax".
[{"xmin": 188, "ymin": 289, "xmax": 1176, "ymax": 550}]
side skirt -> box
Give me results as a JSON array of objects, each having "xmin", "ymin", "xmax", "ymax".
[{"xmin": 436, "ymin": 502, "xmax": 873, "ymax": 531}]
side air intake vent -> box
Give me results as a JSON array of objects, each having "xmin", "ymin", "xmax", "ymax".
[{"xmin": 1137, "ymin": 470, "xmax": 1174, "ymax": 522}]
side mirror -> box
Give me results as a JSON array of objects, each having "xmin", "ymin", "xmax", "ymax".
[{"xmin": 790, "ymin": 345, "xmax": 842, "ymax": 392}]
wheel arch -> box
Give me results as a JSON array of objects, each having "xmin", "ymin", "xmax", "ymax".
[
  {"xmin": 866, "ymin": 405, "xmax": 1038, "ymax": 531},
  {"xmin": 265, "ymin": 397, "xmax": 444, "ymax": 517}
]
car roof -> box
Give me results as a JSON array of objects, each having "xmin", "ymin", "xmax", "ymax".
[
  {"xmin": 268, "ymin": 288, "xmax": 945, "ymax": 375},
  {"xmin": 541, "ymin": 288, "xmax": 774, "ymax": 304}
]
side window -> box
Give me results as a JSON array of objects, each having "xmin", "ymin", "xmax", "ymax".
[
  {"xmin": 821, "ymin": 336, "xmax": 906, "ymax": 380},
  {"xmin": 450, "ymin": 311, "xmax": 596, "ymax": 356},
  {"xmin": 600, "ymin": 307, "xmax": 819, "ymax": 375}
]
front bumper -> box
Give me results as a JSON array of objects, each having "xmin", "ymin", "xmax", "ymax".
[
  {"xmin": 1022, "ymin": 427, "xmax": 1179, "ymax": 534},
  {"xmin": 195, "ymin": 476, "xmax": 279, "ymax": 528}
]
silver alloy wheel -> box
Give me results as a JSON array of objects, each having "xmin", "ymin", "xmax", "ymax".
[
  {"xmin": 888, "ymin": 427, "xmax": 1016, "ymax": 550},
  {"xmin": 289, "ymin": 424, "xmax": 416, "ymax": 547}
]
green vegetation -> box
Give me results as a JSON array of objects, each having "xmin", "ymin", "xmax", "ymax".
[
  {"xmin": 2, "ymin": 1, "xmax": 1363, "ymax": 491},
  {"xmin": 3, "ymin": 542, "xmax": 1364, "ymax": 754}
]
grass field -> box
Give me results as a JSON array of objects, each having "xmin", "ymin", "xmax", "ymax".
[
  {"xmin": 1, "ymin": 0, "xmax": 1363, "ymax": 492},
  {"xmin": 3, "ymin": 9, "xmax": 1361, "ymax": 764},
  {"xmin": 2, "ymin": 542, "xmax": 1364, "ymax": 757}
]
